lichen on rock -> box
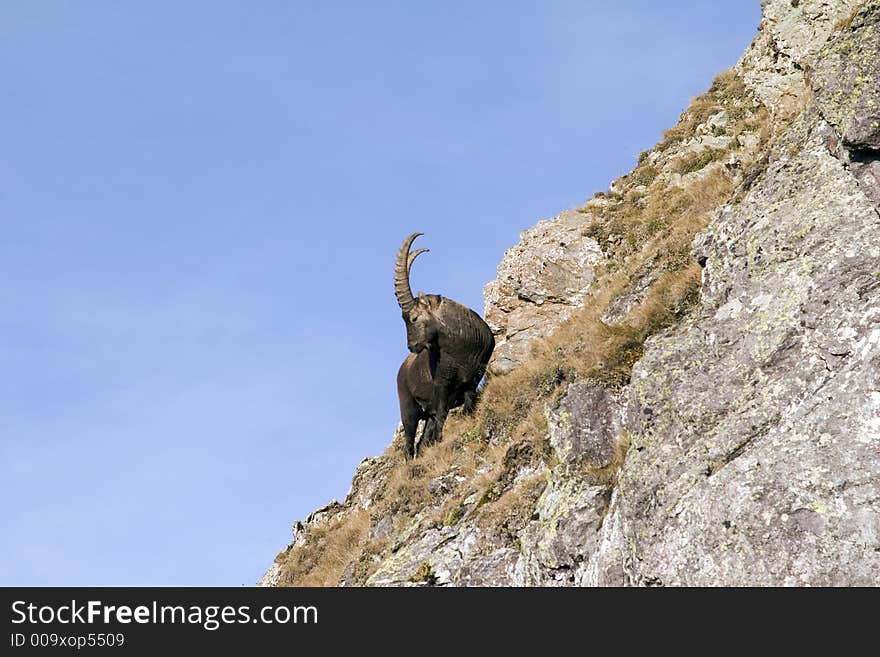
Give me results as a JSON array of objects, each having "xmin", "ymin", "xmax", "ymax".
[{"xmin": 812, "ymin": 0, "xmax": 880, "ymax": 149}]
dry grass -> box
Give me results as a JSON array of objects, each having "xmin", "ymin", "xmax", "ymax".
[
  {"xmin": 408, "ymin": 562, "xmax": 437, "ymax": 585},
  {"xmin": 585, "ymin": 165, "xmax": 736, "ymax": 258},
  {"xmin": 657, "ymin": 71, "xmax": 755, "ymax": 150},
  {"xmin": 275, "ymin": 510, "xmax": 370, "ymax": 586},
  {"xmin": 275, "ymin": 68, "xmax": 773, "ymax": 587},
  {"xmin": 477, "ymin": 164, "xmax": 736, "ymax": 424},
  {"xmin": 473, "ymin": 473, "xmax": 548, "ymax": 545},
  {"xmin": 673, "ymin": 148, "xmax": 728, "ymax": 175}
]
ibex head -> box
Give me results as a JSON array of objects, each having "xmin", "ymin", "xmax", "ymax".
[{"xmin": 394, "ymin": 232, "xmax": 439, "ymax": 353}]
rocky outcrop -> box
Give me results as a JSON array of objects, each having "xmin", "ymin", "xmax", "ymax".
[
  {"xmin": 812, "ymin": 2, "xmax": 880, "ymax": 149},
  {"xmin": 618, "ymin": 109, "xmax": 880, "ymax": 585},
  {"xmin": 483, "ymin": 211, "xmax": 603, "ymax": 375},
  {"xmin": 603, "ymin": 0, "xmax": 880, "ymax": 586},
  {"xmin": 261, "ymin": 0, "xmax": 880, "ymax": 587}
]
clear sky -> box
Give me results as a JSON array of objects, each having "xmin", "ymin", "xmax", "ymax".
[{"xmin": 1, "ymin": 1, "xmax": 761, "ymax": 585}]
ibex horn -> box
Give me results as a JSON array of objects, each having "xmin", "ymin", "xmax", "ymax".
[{"xmin": 394, "ymin": 232, "xmax": 428, "ymax": 312}]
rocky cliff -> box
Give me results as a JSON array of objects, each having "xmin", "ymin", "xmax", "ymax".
[{"xmin": 260, "ymin": 0, "xmax": 880, "ymax": 586}]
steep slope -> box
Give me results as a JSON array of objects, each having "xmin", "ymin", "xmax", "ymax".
[{"xmin": 260, "ymin": 0, "xmax": 879, "ymax": 586}]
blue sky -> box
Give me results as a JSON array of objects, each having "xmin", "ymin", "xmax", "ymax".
[{"xmin": 1, "ymin": 1, "xmax": 760, "ymax": 585}]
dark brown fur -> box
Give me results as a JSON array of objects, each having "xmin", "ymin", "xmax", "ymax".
[{"xmin": 394, "ymin": 235, "xmax": 494, "ymax": 458}]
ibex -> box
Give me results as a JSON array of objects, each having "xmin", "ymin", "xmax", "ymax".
[{"xmin": 394, "ymin": 232, "xmax": 495, "ymax": 458}]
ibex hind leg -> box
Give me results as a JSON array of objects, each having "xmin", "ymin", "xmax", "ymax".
[
  {"xmin": 400, "ymin": 397, "xmax": 422, "ymax": 460},
  {"xmin": 421, "ymin": 411, "xmax": 448, "ymax": 455},
  {"xmin": 421, "ymin": 383, "xmax": 451, "ymax": 451},
  {"xmin": 417, "ymin": 418, "xmax": 437, "ymax": 457},
  {"xmin": 462, "ymin": 388, "xmax": 478, "ymax": 414}
]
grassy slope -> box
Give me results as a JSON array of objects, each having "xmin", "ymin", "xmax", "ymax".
[{"xmin": 274, "ymin": 69, "xmax": 778, "ymax": 586}]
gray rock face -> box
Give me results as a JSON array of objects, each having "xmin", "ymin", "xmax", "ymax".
[
  {"xmin": 812, "ymin": 2, "xmax": 880, "ymax": 149},
  {"xmin": 547, "ymin": 382, "xmax": 622, "ymax": 475},
  {"xmin": 483, "ymin": 210, "xmax": 603, "ymax": 375},
  {"xmin": 514, "ymin": 382, "xmax": 624, "ymax": 585},
  {"xmin": 605, "ymin": 0, "xmax": 880, "ymax": 585},
  {"xmin": 741, "ymin": 0, "xmax": 861, "ymax": 110},
  {"xmin": 260, "ymin": 0, "xmax": 880, "ymax": 587},
  {"xmin": 618, "ymin": 108, "xmax": 880, "ymax": 585},
  {"xmin": 517, "ymin": 475, "xmax": 609, "ymax": 586},
  {"xmin": 761, "ymin": 0, "xmax": 860, "ymax": 65}
]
